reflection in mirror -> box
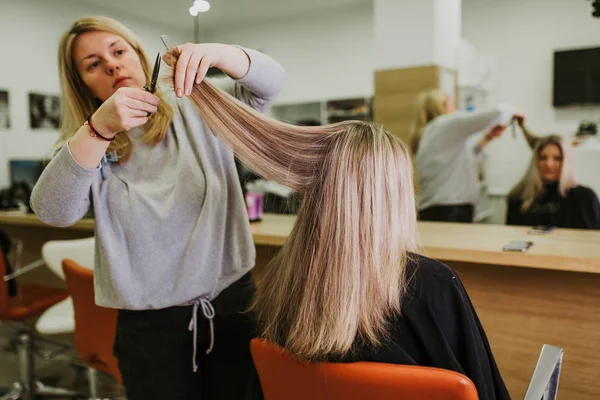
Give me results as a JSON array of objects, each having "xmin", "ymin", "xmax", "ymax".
[{"xmin": 410, "ymin": 0, "xmax": 600, "ymax": 229}]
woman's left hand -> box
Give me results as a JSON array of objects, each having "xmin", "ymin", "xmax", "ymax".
[
  {"xmin": 166, "ymin": 43, "xmax": 250, "ymax": 98},
  {"xmin": 513, "ymin": 112, "xmax": 526, "ymax": 127}
]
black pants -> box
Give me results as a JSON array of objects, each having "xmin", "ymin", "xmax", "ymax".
[
  {"xmin": 419, "ymin": 204, "xmax": 475, "ymax": 223},
  {"xmin": 113, "ymin": 272, "xmax": 256, "ymax": 400}
]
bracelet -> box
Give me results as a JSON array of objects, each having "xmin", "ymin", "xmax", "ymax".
[{"xmin": 85, "ymin": 115, "xmax": 115, "ymax": 142}]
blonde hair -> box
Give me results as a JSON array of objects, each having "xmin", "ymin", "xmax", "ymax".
[
  {"xmin": 57, "ymin": 16, "xmax": 173, "ymax": 162},
  {"xmin": 509, "ymin": 135, "xmax": 577, "ymax": 211},
  {"xmin": 409, "ymin": 89, "xmax": 448, "ymax": 154},
  {"xmin": 163, "ymin": 51, "xmax": 420, "ymax": 361}
]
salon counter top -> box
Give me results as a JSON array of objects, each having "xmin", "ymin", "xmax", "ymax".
[
  {"xmin": 1, "ymin": 210, "xmax": 599, "ymax": 274},
  {"xmin": 249, "ymin": 214, "xmax": 600, "ymax": 275},
  {"xmin": 0, "ymin": 210, "xmax": 96, "ymax": 231}
]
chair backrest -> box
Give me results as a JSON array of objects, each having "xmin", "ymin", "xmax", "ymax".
[
  {"xmin": 0, "ymin": 248, "xmax": 9, "ymax": 314},
  {"xmin": 42, "ymin": 238, "xmax": 95, "ymax": 280},
  {"xmin": 62, "ymin": 259, "xmax": 121, "ymax": 382},
  {"xmin": 250, "ymin": 338, "xmax": 479, "ymax": 400}
]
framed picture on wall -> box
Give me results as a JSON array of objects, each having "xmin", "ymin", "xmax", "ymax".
[
  {"xmin": 29, "ymin": 92, "xmax": 60, "ymax": 129},
  {"xmin": 0, "ymin": 90, "xmax": 9, "ymax": 130}
]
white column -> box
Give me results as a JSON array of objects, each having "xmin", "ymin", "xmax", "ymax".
[{"xmin": 374, "ymin": 0, "xmax": 461, "ymax": 70}]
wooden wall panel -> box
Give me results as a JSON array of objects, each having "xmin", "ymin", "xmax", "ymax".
[
  {"xmin": 374, "ymin": 65, "xmax": 441, "ymax": 144},
  {"xmin": 449, "ymin": 261, "xmax": 600, "ymax": 400},
  {"xmin": 374, "ymin": 64, "xmax": 457, "ymax": 146}
]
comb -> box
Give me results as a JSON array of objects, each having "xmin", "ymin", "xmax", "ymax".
[{"xmin": 160, "ymin": 34, "xmax": 173, "ymax": 51}]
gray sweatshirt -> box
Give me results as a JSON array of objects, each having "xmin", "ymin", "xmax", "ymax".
[
  {"xmin": 415, "ymin": 106, "xmax": 514, "ymax": 211},
  {"xmin": 31, "ymin": 48, "xmax": 286, "ymax": 311}
]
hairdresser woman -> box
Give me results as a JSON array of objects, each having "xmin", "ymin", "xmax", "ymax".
[
  {"xmin": 410, "ymin": 89, "xmax": 524, "ymax": 223},
  {"xmin": 30, "ymin": 16, "xmax": 286, "ymax": 400}
]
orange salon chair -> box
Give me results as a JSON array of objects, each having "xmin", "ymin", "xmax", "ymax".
[
  {"xmin": 62, "ymin": 259, "xmax": 121, "ymax": 398},
  {"xmin": 250, "ymin": 338, "xmax": 479, "ymax": 400}
]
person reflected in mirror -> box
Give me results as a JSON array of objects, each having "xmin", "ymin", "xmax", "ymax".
[
  {"xmin": 506, "ymin": 135, "xmax": 600, "ymax": 229},
  {"xmin": 410, "ymin": 89, "xmax": 524, "ymax": 223}
]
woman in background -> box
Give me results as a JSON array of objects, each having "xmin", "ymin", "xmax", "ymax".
[
  {"xmin": 160, "ymin": 51, "xmax": 510, "ymax": 399},
  {"xmin": 410, "ymin": 89, "xmax": 523, "ymax": 223},
  {"xmin": 506, "ymin": 135, "xmax": 600, "ymax": 229}
]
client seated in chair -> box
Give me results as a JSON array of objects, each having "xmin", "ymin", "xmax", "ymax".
[
  {"xmin": 162, "ymin": 50, "xmax": 510, "ymax": 400},
  {"xmin": 506, "ymin": 135, "xmax": 600, "ymax": 230}
]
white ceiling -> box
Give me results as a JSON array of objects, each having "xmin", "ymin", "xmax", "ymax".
[{"xmin": 80, "ymin": 0, "xmax": 372, "ymax": 35}]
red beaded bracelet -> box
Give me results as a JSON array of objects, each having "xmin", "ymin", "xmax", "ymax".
[{"xmin": 85, "ymin": 115, "xmax": 115, "ymax": 142}]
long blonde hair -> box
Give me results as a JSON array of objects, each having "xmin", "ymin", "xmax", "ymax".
[
  {"xmin": 509, "ymin": 135, "xmax": 577, "ymax": 211},
  {"xmin": 57, "ymin": 16, "xmax": 173, "ymax": 162},
  {"xmin": 163, "ymin": 51, "xmax": 419, "ymax": 361},
  {"xmin": 409, "ymin": 89, "xmax": 448, "ymax": 154}
]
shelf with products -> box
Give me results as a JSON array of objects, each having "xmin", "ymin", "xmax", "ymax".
[
  {"xmin": 269, "ymin": 101, "xmax": 324, "ymax": 125},
  {"xmin": 325, "ymin": 98, "xmax": 372, "ymax": 124},
  {"xmin": 270, "ymin": 97, "xmax": 372, "ymax": 126}
]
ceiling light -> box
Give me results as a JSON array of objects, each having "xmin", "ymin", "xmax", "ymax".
[{"xmin": 189, "ymin": 0, "xmax": 210, "ymax": 16}]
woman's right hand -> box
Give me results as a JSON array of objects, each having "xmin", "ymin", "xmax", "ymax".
[
  {"xmin": 486, "ymin": 124, "xmax": 507, "ymax": 141},
  {"xmin": 91, "ymin": 88, "xmax": 160, "ymax": 138}
]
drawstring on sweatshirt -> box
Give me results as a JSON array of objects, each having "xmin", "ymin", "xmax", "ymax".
[{"xmin": 188, "ymin": 297, "xmax": 216, "ymax": 372}]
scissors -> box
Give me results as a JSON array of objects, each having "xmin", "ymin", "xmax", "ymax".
[
  {"xmin": 144, "ymin": 52, "xmax": 161, "ymax": 94},
  {"xmin": 143, "ymin": 35, "xmax": 173, "ymax": 93}
]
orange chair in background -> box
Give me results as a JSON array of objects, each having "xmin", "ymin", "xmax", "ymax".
[
  {"xmin": 250, "ymin": 338, "xmax": 479, "ymax": 400},
  {"xmin": 62, "ymin": 259, "xmax": 121, "ymax": 391},
  {"xmin": 0, "ymin": 249, "xmax": 68, "ymax": 322}
]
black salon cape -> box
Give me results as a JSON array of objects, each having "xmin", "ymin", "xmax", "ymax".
[
  {"xmin": 506, "ymin": 184, "xmax": 600, "ymax": 230},
  {"xmin": 247, "ymin": 255, "xmax": 510, "ymax": 400}
]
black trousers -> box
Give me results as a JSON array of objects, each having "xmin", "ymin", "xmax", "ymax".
[
  {"xmin": 113, "ymin": 272, "xmax": 256, "ymax": 400},
  {"xmin": 419, "ymin": 204, "xmax": 475, "ymax": 223}
]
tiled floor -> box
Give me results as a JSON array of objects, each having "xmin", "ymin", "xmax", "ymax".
[
  {"xmin": 1, "ymin": 267, "xmax": 126, "ymax": 399},
  {"xmin": 0, "ymin": 323, "xmax": 126, "ymax": 399}
]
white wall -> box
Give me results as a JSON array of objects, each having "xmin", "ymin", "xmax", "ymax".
[
  {"xmin": 206, "ymin": 4, "xmax": 374, "ymax": 105},
  {"xmin": 374, "ymin": 0, "xmax": 435, "ymax": 70},
  {"xmin": 433, "ymin": 0, "xmax": 461, "ymax": 70},
  {"xmin": 0, "ymin": 0, "xmax": 188, "ymax": 188},
  {"xmin": 462, "ymin": 0, "xmax": 600, "ymax": 194},
  {"xmin": 373, "ymin": 0, "xmax": 459, "ymax": 70}
]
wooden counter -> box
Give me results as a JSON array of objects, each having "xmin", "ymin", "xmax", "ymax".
[
  {"xmin": 0, "ymin": 210, "xmax": 94, "ymax": 230},
  {"xmin": 248, "ymin": 214, "xmax": 600, "ymax": 274},
  {"xmin": 2, "ymin": 211, "xmax": 600, "ymax": 399},
  {"xmin": 3, "ymin": 211, "xmax": 598, "ymax": 273}
]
